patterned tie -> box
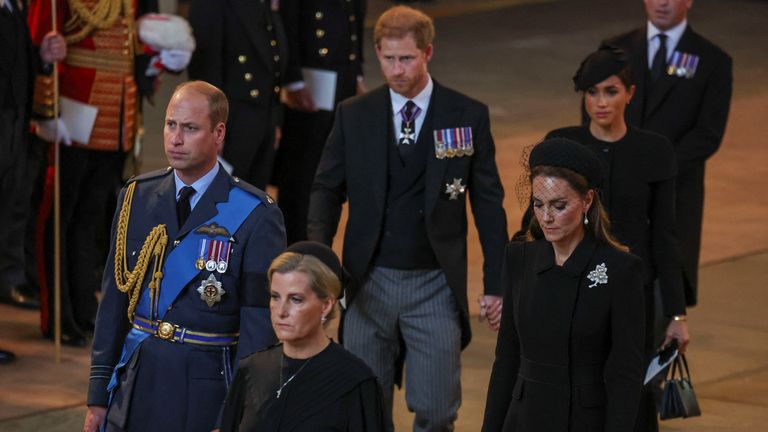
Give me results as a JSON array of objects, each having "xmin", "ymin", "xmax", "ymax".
[
  {"xmin": 398, "ymin": 100, "xmax": 421, "ymax": 158},
  {"xmin": 651, "ymin": 33, "xmax": 668, "ymax": 83},
  {"xmin": 177, "ymin": 186, "xmax": 195, "ymax": 227}
]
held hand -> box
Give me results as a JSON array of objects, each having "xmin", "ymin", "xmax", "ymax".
[
  {"xmin": 478, "ymin": 295, "xmax": 503, "ymax": 331},
  {"xmin": 40, "ymin": 31, "xmax": 67, "ymax": 64},
  {"xmin": 663, "ymin": 318, "xmax": 690, "ymax": 354},
  {"xmin": 83, "ymin": 406, "xmax": 107, "ymax": 432},
  {"xmin": 284, "ymin": 88, "xmax": 317, "ymax": 112},
  {"xmin": 34, "ymin": 118, "xmax": 72, "ymax": 145}
]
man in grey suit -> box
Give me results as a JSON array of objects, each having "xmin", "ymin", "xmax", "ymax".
[{"xmin": 308, "ymin": 6, "xmax": 508, "ymax": 431}]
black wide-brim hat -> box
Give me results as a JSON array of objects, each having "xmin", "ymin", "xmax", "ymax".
[{"xmin": 529, "ymin": 137, "xmax": 603, "ymax": 188}]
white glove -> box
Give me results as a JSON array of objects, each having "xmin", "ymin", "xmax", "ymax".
[
  {"xmin": 34, "ymin": 118, "xmax": 72, "ymax": 145},
  {"xmin": 160, "ymin": 49, "xmax": 192, "ymax": 72}
]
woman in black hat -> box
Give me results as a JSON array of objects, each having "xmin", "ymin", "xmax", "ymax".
[
  {"xmin": 219, "ymin": 241, "xmax": 386, "ymax": 431},
  {"xmin": 547, "ymin": 46, "xmax": 691, "ymax": 430},
  {"xmin": 482, "ymin": 138, "xmax": 645, "ymax": 431}
]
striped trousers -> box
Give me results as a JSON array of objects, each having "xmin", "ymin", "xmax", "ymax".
[{"xmin": 344, "ymin": 266, "xmax": 462, "ymax": 432}]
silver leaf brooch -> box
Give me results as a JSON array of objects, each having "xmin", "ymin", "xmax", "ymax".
[{"xmin": 587, "ymin": 263, "xmax": 608, "ymax": 288}]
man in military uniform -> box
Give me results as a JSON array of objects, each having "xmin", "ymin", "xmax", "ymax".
[
  {"xmin": 274, "ymin": 0, "xmax": 366, "ymax": 244},
  {"xmin": 83, "ymin": 81, "xmax": 286, "ymax": 432},
  {"xmin": 308, "ymin": 7, "xmax": 508, "ymax": 430},
  {"xmin": 600, "ymin": 1, "xmax": 732, "ymax": 430},
  {"xmin": 27, "ymin": 0, "xmax": 173, "ymax": 346},
  {"xmin": 188, "ymin": 0, "xmax": 288, "ymax": 189}
]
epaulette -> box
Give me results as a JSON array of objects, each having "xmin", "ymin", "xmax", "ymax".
[
  {"xmin": 127, "ymin": 166, "xmax": 173, "ymax": 184},
  {"xmin": 230, "ymin": 176, "xmax": 276, "ymax": 205}
]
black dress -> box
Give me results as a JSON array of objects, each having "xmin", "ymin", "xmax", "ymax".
[
  {"xmin": 482, "ymin": 236, "xmax": 645, "ymax": 432},
  {"xmin": 220, "ymin": 342, "xmax": 386, "ymax": 431}
]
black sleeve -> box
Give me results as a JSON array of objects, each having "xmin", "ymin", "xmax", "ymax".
[
  {"xmin": 279, "ymin": 0, "xmax": 304, "ymax": 84},
  {"xmin": 219, "ymin": 367, "xmax": 248, "ymax": 432},
  {"xmin": 604, "ymin": 254, "xmax": 645, "ymax": 431},
  {"xmin": 187, "ymin": 0, "xmax": 225, "ymax": 86},
  {"xmin": 482, "ymin": 242, "xmax": 524, "ymax": 431},
  {"xmin": 307, "ymin": 103, "xmax": 348, "ymax": 245},
  {"xmin": 344, "ymin": 378, "xmax": 387, "ymax": 432}
]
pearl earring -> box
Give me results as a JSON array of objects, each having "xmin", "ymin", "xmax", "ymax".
[{"xmin": 583, "ymin": 213, "xmax": 589, "ymax": 225}]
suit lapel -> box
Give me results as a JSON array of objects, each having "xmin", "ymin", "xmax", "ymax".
[
  {"xmin": 365, "ymin": 86, "xmax": 391, "ymax": 209},
  {"xmin": 176, "ymin": 168, "xmax": 231, "ymax": 240},
  {"xmin": 231, "ymin": 0, "xmax": 274, "ymax": 72},
  {"xmin": 424, "ymin": 82, "xmax": 454, "ymax": 215},
  {"xmin": 644, "ymin": 26, "xmax": 696, "ymax": 118}
]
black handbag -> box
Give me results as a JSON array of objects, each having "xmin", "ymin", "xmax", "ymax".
[{"xmin": 659, "ymin": 354, "xmax": 702, "ymax": 420}]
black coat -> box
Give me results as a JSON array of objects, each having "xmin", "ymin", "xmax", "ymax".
[
  {"xmin": 482, "ymin": 237, "xmax": 645, "ymax": 432},
  {"xmin": 307, "ymin": 82, "xmax": 508, "ymax": 348},
  {"xmin": 545, "ymin": 126, "xmax": 686, "ymax": 316},
  {"xmin": 188, "ymin": 0, "xmax": 289, "ymax": 188},
  {"xmin": 603, "ymin": 25, "xmax": 732, "ymax": 305},
  {"xmin": 274, "ymin": 0, "xmax": 366, "ymax": 243}
]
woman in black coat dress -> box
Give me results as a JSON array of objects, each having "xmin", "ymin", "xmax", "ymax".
[
  {"xmin": 219, "ymin": 242, "xmax": 386, "ymax": 431},
  {"xmin": 547, "ymin": 47, "xmax": 691, "ymax": 430},
  {"xmin": 483, "ymin": 139, "xmax": 645, "ymax": 432}
]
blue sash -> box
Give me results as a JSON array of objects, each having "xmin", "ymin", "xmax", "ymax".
[{"xmin": 107, "ymin": 187, "xmax": 261, "ymax": 393}]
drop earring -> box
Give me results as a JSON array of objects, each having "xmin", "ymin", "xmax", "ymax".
[{"xmin": 583, "ymin": 212, "xmax": 589, "ymax": 225}]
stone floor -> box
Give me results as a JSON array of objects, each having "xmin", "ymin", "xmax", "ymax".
[{"xmin": 1, "ymin": 0, "xmax": 766, "ymax": 430}]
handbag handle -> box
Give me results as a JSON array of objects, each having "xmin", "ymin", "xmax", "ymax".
[{"xmin": 667, "ymin": 354, "xmax": 694, "ymax": 382}]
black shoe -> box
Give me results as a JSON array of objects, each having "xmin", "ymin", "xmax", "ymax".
[
  {"xmin": 0, "ymin": 349, "xmax": 16, "ymax": 364},
  {"xmin": 0, "ymin": 283, "xmax": 40, "ymax": 309},
  {"xmin": 44, "ymin": 328, "xmax": 87, "ymax": 348}
]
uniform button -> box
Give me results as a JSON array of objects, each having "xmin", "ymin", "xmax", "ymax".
[
  {"xmin": 244, "ymin": 72, "xmax": 253, "ymax": 82},
  {"xmin": 351, "ymin": 34, "xmax": 357, "ymax": 41},
  {"xmin": 270, "ymin": 39, "xmax": 277, "ymax": 47},
  {"xmin": 122, "ymin": 49, "xmax": 129, "ymax": 55},
  {"xmin": 273, "ymin": 54, "xmax": 280, "ymax": 62},
  {"xmin": 318, "ymin": 47, "xmax": 328, "ymax": 57},
  {"xmin": 249, "ymin": 89, "xmax": 260, "ymax": 98},
  {"xmin": 274, "ymin": 85, "xmax": 280, "ymax": 93},
  {"xmin": 316, "ymin": 29, "xmax": 325, "ymax": 38},
  {"xmin": 238, "ymin": 55, "xmax": 247, "ymax": 64},
  {"xmin": 349, "ymin": 15, "xmax": 356, "ymax": 22},
  {"xmin": 349, "ymin": 53, "xmax": 356, "ymax": 61},
  {"xmin": 315, "ymin": 11, "xmax": 323, "ymax": 20},
  {"xmin": 173, "ymin": 240, "xmax": 180, "ymax": 246}
]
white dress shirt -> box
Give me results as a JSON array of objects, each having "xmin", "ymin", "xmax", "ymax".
[
  {"xmin": 390, "ymin": 76, "xmax": 434, "ymax": 145},
  {"xmin": 647, "ymin": 19, "xmax": 688, "ymax": 68},
  {"xmin": 174, "ymin": 163, "xmax": 220, "ymax": 210}
]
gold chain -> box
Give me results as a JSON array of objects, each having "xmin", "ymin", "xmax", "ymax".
[
  {"xmin": 64, "ymin": 0, "xmax": 133, "ymax": 45},
  {"xmin": 114, "ymin": 182, "xmax": 168, "ymax": 321}
]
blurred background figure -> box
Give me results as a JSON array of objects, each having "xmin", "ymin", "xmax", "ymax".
[
  {"xmin": 188, "ymin": 0, "xmax": 287, "ymax": 189},
  {"xmin": 601, "ymin": 0, "xmax": 733, "ymax": 310},
  {"xmin": 274, "ymin": 0, "xmax": 366, "ymax": 245},
  {"xmin": 0, "ymin": 0, "xmax": 65, "ymax": 358}
]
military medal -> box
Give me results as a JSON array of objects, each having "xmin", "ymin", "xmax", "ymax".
[
  {"xmin": 206, "ymin": 240, "xmax": 219, "ymax": 272},
  {"xmin": 195, "ymin": 257, "xmax": 205, "ymax": 270},
  {"xmin": 445, "ymin": 178, "xmax": 466, "ymax": 200},
  {"xmin": 198, "ymin": 237, "xmax": 232, "ymax": 272},
  {"xmin": 197, "ymin": 273, "xmax": 225, "ymax": 307},
  {"xmin": 398, "ymin": 102, "xmax": 422, "ymax": 146},
  {"xmin": 216, "ymin": 242, "xmax": 231, "ymax": 274},
  {"xmin": 433, "ymin": 127, "xmax": 474, "ymax": 159},
  {"xmin": 667, "ymin": 51, "xmax": 700, "ymax": 79}
]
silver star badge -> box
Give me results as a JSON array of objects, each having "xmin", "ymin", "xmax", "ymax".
[
  {"xmin": 197, "ymin": 273, "xmax": 225, "ymax": 307},
  {"xmin": 445, "ymin": 178, "xmax": 466, "ymax": 200},
  {"xmin": 587, "ymin": 263, "xmax": 608, "ymax": 288}
]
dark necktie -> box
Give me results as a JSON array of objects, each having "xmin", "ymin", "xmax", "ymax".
[
  {"xmin": 651, "ymin": 33, "xmax": 668, "ymax": 83},
  {"xmin": 398, "ymin": 100, "xmax": 421, "ymax": 158},
  {"xmin": 177, "ymin": 186, "xmax": 195, "ymax": 227}
]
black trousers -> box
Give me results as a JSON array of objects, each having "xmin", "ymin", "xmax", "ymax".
[
  {"xmin": 0, "ymin": 109, "xmax": 28, "ymax": 287},
  {"xmin": 41, "ymin": 146, "xmax": 124, "ymax": 334}
]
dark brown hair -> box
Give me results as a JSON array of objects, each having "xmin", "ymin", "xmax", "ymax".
[
  {"xmin": 527, "ymin": 165, "xmax": 627, "ymax": 252},
  {"xmin": 173, "ymin": 81, "xmax": 229, "ymax": 131}
]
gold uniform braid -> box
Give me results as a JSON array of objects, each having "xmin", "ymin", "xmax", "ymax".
[
  {"xmin": 65, "ymin": 0, "xmax": 135, "ymax": 45},
  {"xmin": 114, "ymin": 181, "xmax": 168, "ymax": 322}
]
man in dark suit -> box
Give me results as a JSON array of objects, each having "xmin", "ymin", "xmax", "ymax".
[
  {"xmin": 83, "ymin": 81, "xmax": 285, "ymax": 432},
  {"xmin": 188, "ymin": 0, "xmax": 288, "ymax": 189},
  {"xmin": 604, "ymin": 0, "xmax": 732, "ymax": 308},
  {"xmin": 275, "ymin": 0, "xmax": 366, "ymax": 244},
  {"xmin": 308, "ymin": 6, "xmax": 508, "ymax": 431},
  {"xmin": 0, "ymin": 0, "xmax": 65, "ymax": 361}
]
